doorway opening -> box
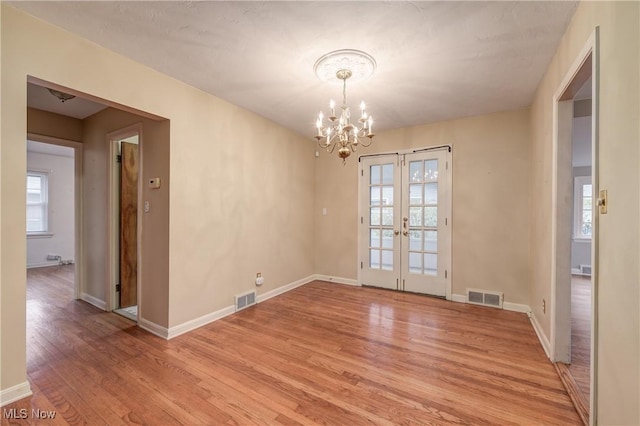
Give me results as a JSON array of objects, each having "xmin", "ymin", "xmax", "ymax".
[
  {"xmin": 26, "ymin": 136, "xmax": 83, "ymax": 302},
  {"xmin": 551, "ymin": 29, "xmax": 598, "ymax": 425},
  {"xmin": 109, "ymin": 128, "xmax": 141, "ymax": 322},
  {"xmin": 358, "ymin": 147, "xmax": 452, "ymax": 298}
]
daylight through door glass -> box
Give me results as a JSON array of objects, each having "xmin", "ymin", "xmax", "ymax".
[
  {"xmin": 408, "ymin": 159, "xmax": 438, "ymax": 275},
  {"xmin": 369, "ymin": 163, "xmax": 394, "ymax": 270}
]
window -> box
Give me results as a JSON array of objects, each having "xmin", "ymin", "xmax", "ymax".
[
  {"xmin": 574, "ymin": 176, "xmax": 592, "ymax": 240},
  {"xmin": 26, "ymin": 171, "xmax": 49, "ymax": 234}
]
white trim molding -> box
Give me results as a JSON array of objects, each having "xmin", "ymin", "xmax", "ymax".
[
  {"xmin": 80, "ymin": 293, "xmax": 107, "ymax": 311},
  {"xmin": 503, "ymin": 302, "xmax": 531, "ymax": 314},
  {"xmin": 257, "ymin": 274, "xmax": 317, "ymax": 303},
  {"xmin": 165, "ymin": 306, "xmax": 235, "ymax": 340},
  {"xmin": 139, "ymin": 318, "xmax": 171, "ymax": 340},
  {"xmin": 0, "ymin": 381, "xmax": 32, "ymax": 407},
  {"xmin": 529, "ymin": 312, "xmax": 551, "ymax": 359},
  {"xmin": 313, "ymin": 275, "xmax": 359, "ymax": 286},
  {"xmin": 451, "ymin": 293, "xmax": 466, "ymax": 303}
]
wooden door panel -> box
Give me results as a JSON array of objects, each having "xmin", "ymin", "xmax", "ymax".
[{"xmin": 120, "ymin": 142, "xmax": 138, "ymax": 308}]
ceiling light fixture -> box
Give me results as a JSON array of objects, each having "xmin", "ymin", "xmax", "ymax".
[
  {"xmin": 313, "ymin": 49, "xmax": 376, "ymax": 164},
  {"xmin": 47, "ymin": 88, "xmax": 76, "ymax": 103}
]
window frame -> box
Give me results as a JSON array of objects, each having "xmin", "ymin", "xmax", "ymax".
[
  {"xmin": 573, "ymin": 175, "xmax": 592, "ymax": 241},
  {"xmin": 26, "ymin": 170, "xmax": 52, "ymax": 237}
]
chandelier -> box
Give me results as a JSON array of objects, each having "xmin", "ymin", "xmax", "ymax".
[{"xmin": 313, "ymin": 50, "xmax": 376, "ymax": 164}]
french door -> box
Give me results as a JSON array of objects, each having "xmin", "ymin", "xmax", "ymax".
[{"xmin": 359, "ymin": 149, "xmax": 451, "ymax": 297}]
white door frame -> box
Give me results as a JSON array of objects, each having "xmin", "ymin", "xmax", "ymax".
[
  {"xmin": 550, "ymin": 28, "xmax": 599, "ymax": 424},
  {"xmin": 357, "ymin": 146, "xmax": 452, "ymax": 299},
  {"xmin": 27, "ymin": 133, "xmax": 84, "ymax": 301},
  {"xmin": 106, "ymin": 123, "xmax": 143, "ymax": 318}
]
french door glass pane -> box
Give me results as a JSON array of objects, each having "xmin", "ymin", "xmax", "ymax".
[
  {"xmin": 370, "ymin": 208, "xmax": 380, "ymax": 225},
  {"xmin": 409, "ymin": 161, "xmax": 422, "ymax": 183},
  {"xmin": 370, "ymin": 229, "xmax": 381, "ymax": 248},
  {"xmin": 424, "ymin": 183, "xmax": 438, "ymax": 204},
  {"xmin": 424, "ymin": 253, "xmax": 437, "ymax": 276},
  {"xmin": 424, "ymin": 207, "xmax": 437, "ymax": 227},
  {"xmin": 381, "ymin": 230, "xmax": 394, "ymax": 248},
  {"xmin": 424, "ymin": 230, "xmax": 437, "ymax": 251},
  {"xmin": 381, "ymin": 164, "xmax": 394, "ymax": 185},
  {"xmin": 381, "ymin": 207, "xmax": 393, "ymax": 226},
  {"xmin": 424, "ymin": 160, "xmax": 438, "ymax": 181},
  {"xmin": 370, "ymin": 249, "xmax": 381, "ymax": 269},
  {"xmin": 409, "ymin": 184, "xmax": 422, "ymax": 204},
  {"xmin": 381, "ymin": 186, "xmax": 394, "ymax": 205},
  {"xmin": 370, "ymin": 165, "xmax": 381, "ymax": 184},
  {"xmin": 409, "ymin": 230, "xmax": 422, "ymax": 250},
  {"xmin": 381, "ymin": 250, "xmax": 393, "ymax": 270},
  {"xmin": 409, "ymin": 207, "xmax": 422, "ymax": 226},
  {"xmin": 409, "ymin": 252, "xmax": 422, "ymax": 273},
  {"xmin": 370, "ymin": 187, "xmax": 381, "ymax": 205}
]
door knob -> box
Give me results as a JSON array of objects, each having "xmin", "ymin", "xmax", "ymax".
[{"xmin": 394, "ymin": 230, "xmax": 400, "ymax": 236}]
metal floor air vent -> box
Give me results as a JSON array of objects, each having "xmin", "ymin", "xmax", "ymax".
[
  {"xmin": 235, "ymin": 290, "xmax": 257, "ymax": 312},
  {"xmin": 466, "ymin": 288, "xmax": 503, "ymax": 309}
]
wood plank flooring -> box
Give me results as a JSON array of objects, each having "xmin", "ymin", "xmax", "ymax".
[
  {"xmin": 555, "ymin": 274, "xmax": 592, "ymax": 425},
  {"xmin": 2, "ymin": 266, "xmax": 581, "ymax": 425},
  {"xmin": 569, "ymin": 275, "xmax": 591, "ymax": 402}
]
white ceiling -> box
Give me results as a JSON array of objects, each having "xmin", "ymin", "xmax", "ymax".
[
  {"xmin": 12, "ymin": 1, "xmax": 579, "ymax": 136},
  {"xmin": 27, "ymin": 140, "xmax": 74, "ymax": 158},
  {"xmin": 27, "ymin": 83, "xmax": 107, "ymax": 119}
]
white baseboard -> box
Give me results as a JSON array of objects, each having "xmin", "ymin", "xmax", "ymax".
[
  {"xmin": 26, "ymin": 261, "xmax": 60, "ymax": 269},
  {"xmin": 80, "ymin": 293, "xmax": 106, "ymax": 311},
  {"xmin": 529, "ymin": 312, "xmax": 551, "ymax": 359},
  {"xmin": 139, "ymin": 317, "xmax": 170, "ymax": 340},
  {"xmin": 257, "ymin": 275, "xmax": 316, "ymax": 303},
  {"xmin": 313, "ymin": 274, "xmax": 359, "ymax": 286},
  {"xmin": 1, "ymin": 381, "xmax": 32, "ymax": 407},
  {"xmin": 503, "ymin": 301, "xmax": 531, "ymax": 314},
  {"xmin": 451, "ymin": 293, "xmax": 466, "ymax": 303},
  {"xmin": 166, "ymin": 305, "xmax": 235, "ymax": 340}
]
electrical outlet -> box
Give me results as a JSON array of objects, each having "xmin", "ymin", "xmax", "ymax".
[
  {"xmin": 542, "ymin": 299, "xmax": 546, "ymax": 314},
  {"xmin": 255, "ymin": 273, "xmax": 264, "ymax": 286}
]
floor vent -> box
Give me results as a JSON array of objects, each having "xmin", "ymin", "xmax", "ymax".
[
  {"xmin": 235, "ymin": 290, "xmax": 257, "ymax": 312},
  {"xmin": 466, "ymin": 288, "xmax": 503, "ymax": 309},
  {"xmin": 579, "ymin": 264, "xmax": 592, "ymax": 275}
]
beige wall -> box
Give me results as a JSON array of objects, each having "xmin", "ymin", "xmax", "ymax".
[
  {"xmin": 530, "ymin": 1, "xmax": 639, "ymax": 423},
  {"xmin": 82, "ymin": 107, "xmax": 170, "ymax": 327},
  {"xmin": 0, "ymin": 4, "xmax": 315, "ymax": 395},
  {"xmin": 316, "ymin": 109, "xmax": 531, "ymax": 304},
  {"xmin": 27, "ymin": 107, "xmax": 83, "ymax": 141}
]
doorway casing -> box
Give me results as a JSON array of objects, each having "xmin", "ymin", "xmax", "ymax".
[{"xmin": 550, "ymin": 27, "xmax": 599, "ymax": 424}]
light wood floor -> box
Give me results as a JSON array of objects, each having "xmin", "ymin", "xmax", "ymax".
[
  {"xmin": 569, "ymin": 275, "xmax": 591, "ymax": 401},
  {"xmin": 3, "ymin": 265, "xmax": 581, "ymax": 425}
]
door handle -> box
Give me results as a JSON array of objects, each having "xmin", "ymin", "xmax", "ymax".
[
  {"xmin": 394, "ymin": 230, "xmax": 400, "ymax": 236},
  {"xmin": 402, "ymin": 230, "xmax": 408, "ymax": 236}
]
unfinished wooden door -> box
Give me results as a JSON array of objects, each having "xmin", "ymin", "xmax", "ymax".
[{"xmin": 119, "ymin": 142, "xmax": 138, "ymax": 308}]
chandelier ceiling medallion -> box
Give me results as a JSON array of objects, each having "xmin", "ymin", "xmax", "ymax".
[{"xmin": 313, "ymin": 49, "xmax": 376, "ymax": 164}]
